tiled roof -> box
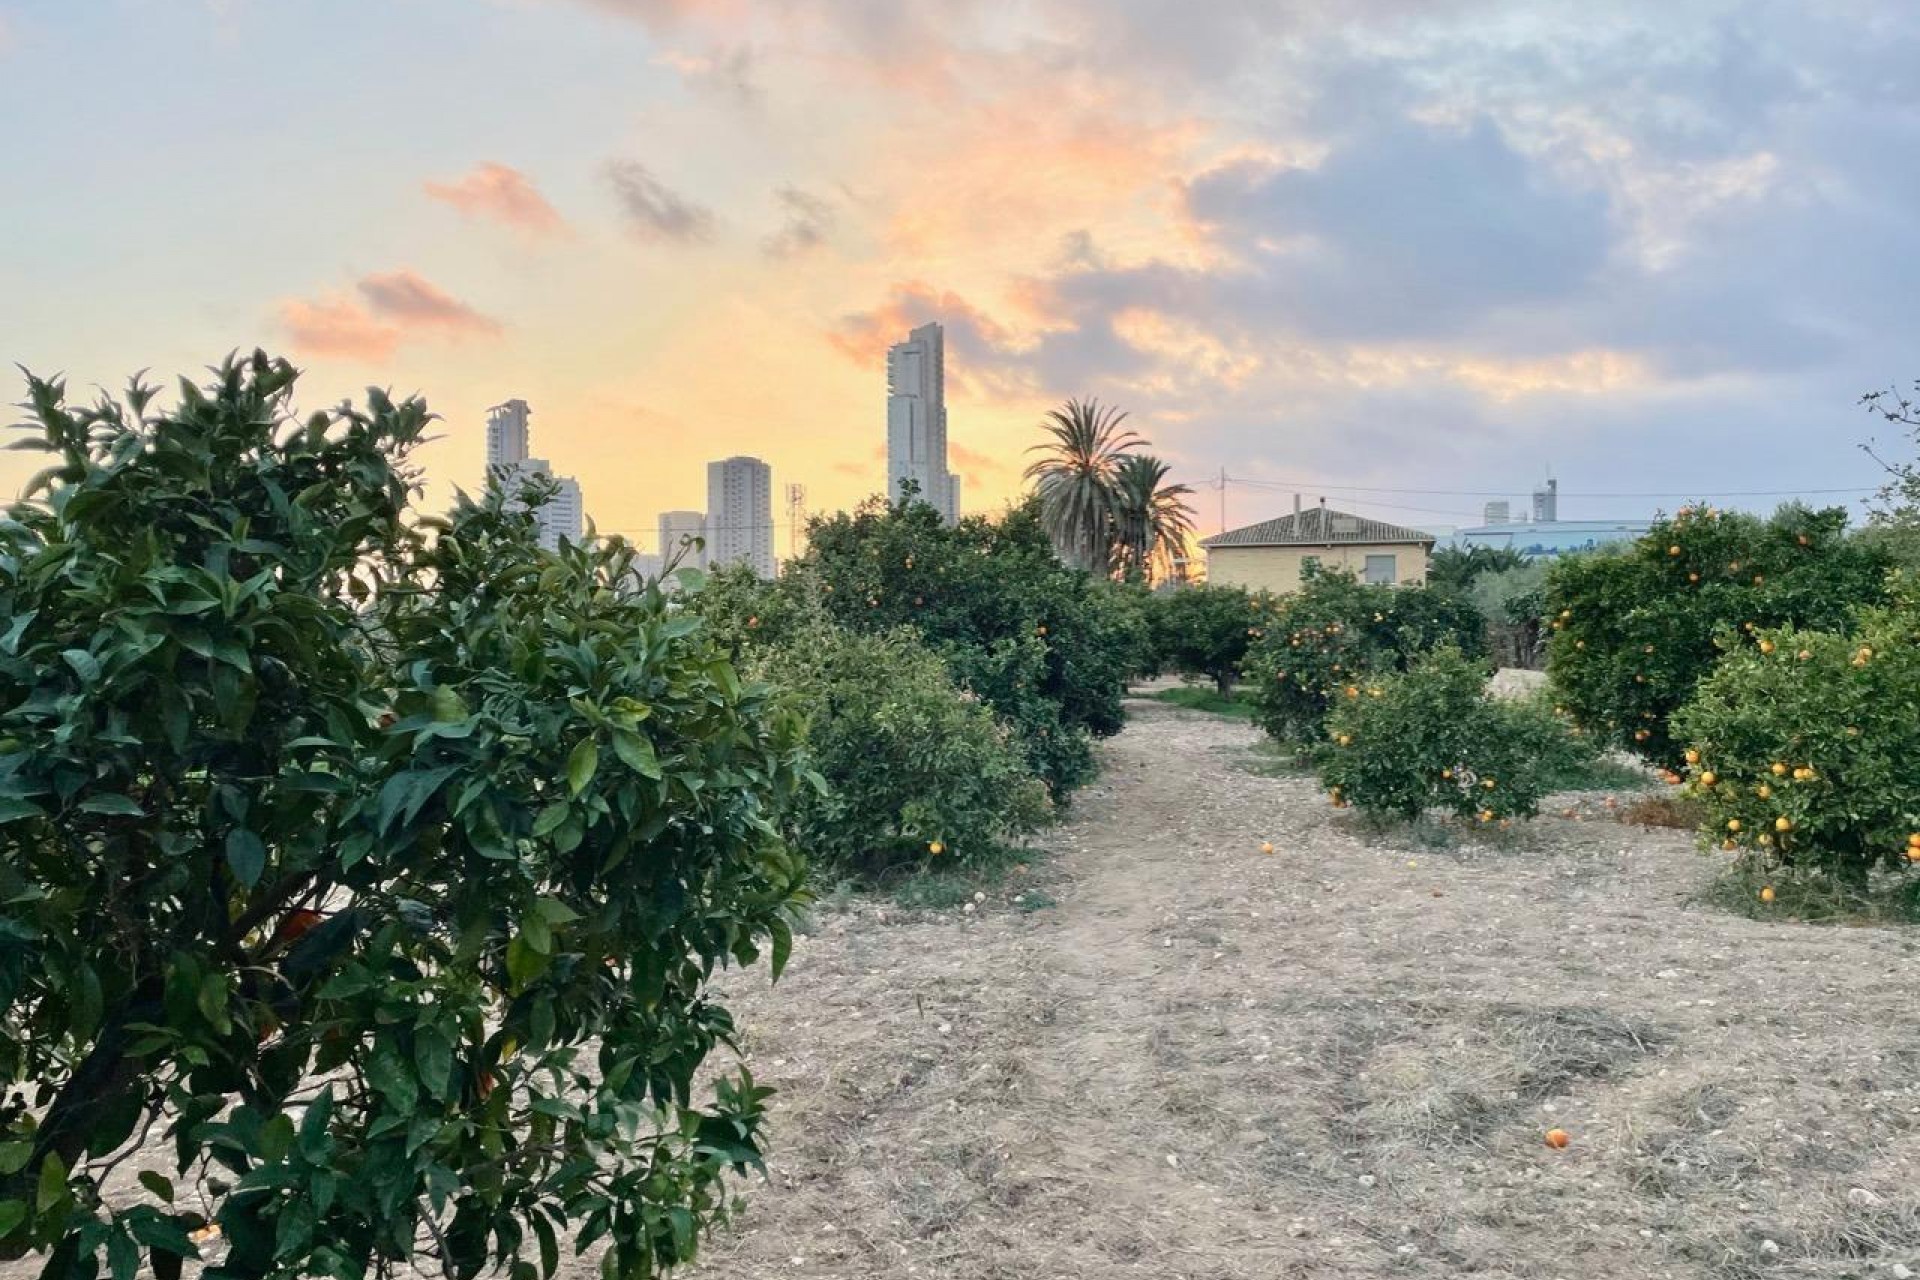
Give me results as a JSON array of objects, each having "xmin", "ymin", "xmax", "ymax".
[{"xmin": 1201, "ymin": 506, "xmax": 1436, "ymax": 549}]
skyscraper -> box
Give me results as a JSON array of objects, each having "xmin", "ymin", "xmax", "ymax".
[
  {"xmin": 886, "ymin": 321, "xmax": 959, "ymax": 523},
  {"xmin": 484, "ymin": 399, "xmax": 584, "ymax": 550},
  {"xmin": 706, "ymin": 457, "xmax": 774, "ymax": 578},
  {"xmin": 658, "ymin": 510, "xmax": 707, "ymax": 571}
]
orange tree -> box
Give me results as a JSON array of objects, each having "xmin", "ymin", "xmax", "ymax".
[
  {"xmin": 1239, "ymin": 569, "xmax": 1485, "ymax": 744},
  {"xmin": 1545, "ymin": 505, "xmax": 1889, "ymax": 766},
  {"xmin": 0, "ymin": 356, "xmax": 808, "ymax": 1279},
  {"xmin": 792, "ymin": 495, "xmax": 1146, "ymax": 797},
  {"xmin": 1318, "ymin": 646, "xmax": 1594, "ymax": 822},
  {"xmin": 693, "ymin": 568, "xmax": 1050, "ymax": 874},
  {"xmin": 1672, "ymin": 586, "xmax": 1920, "ymax": 886},
  {"xmin": 1145, "ymin": 583, "xmax": 1270, "ymax": 696}
]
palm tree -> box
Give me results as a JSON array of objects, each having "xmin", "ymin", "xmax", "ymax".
[
  {"xmin": 1111, "ymin": 454, "xmax": 1197, "ymax": 583},
  {"xmin": 1023, "ymin": 398, "xmax": 1143, "ymax": 573}
]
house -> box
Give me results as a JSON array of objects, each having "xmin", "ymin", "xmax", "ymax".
[{"xmin": 1202, "ymin": 500, "xmax": 1434, "ymax": 593}]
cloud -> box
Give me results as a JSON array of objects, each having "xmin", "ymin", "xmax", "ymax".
[
  {"xmin": 605, "ymin": 160, "xmax": 715, "ymax": 243},
  {"xmin": 762, "ymin": 186, "xmax": 835, "ymax": 258},
  {"xmin": 423, "ymin": 162, "xmax": 570, "ymax": 238},
  {"xmin": 356, "ymin": 270, "xmax": 504, "ymax": 336},
  {"xmin": 655, "ymin": 44, "xmax": 759, "ymax": 106},
  {"xmin": 279, "ymin": 270, "xmax": 501, "ymax": 361},
  {"xmin": 279, "ymin": 297, "xmax": 400, "ymax": 363}
]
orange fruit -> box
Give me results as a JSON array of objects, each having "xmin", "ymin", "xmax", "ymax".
[
  {"xmin": 1726, "ymin": 819, "xmax": 1741, "ymax": 832},
  {"xmin": 1699, "ymin": 772, "xmax": 1717, "ymax": 787},
  {"xmin": 1760, "ymin": 885, "xmax": 1775, "ymax": 904},
  {"xmin": 1260, "ymin": 841, "xmax": 1275, "ymax": 855},
  {"xmin": 1906, "ymin": 846, "xmax": 1920, "ymax": 864},
  {"xmin": 1755, "ymin": 784, "xmax": 1772, "ymax": 800},
  {"xmin": 1668, "ymin": 545, "xmax": 1681, "ymax": 557},
  {"xmin": 1770, "ymin": 762, "xmax": 1787, "ymax": 776},
  {"xmin": 1775, "ymin": 816, "xmax": 1792, "ymax": 833},
  {"xmin": 1759, "ymin": 640, "xmax": 1775, "ymax": 655},
  {"xmin": 1482, "ymin": 778, "xmax": 1496, "ymax": 790},
  {"xmin": 1908, "ymin": 832, "xmax": 1920, "ymax": 848},
  {"xmin": 928, "ymin": 840, "xmax": 945, "ymax": 855},
  {"xmin": 1544, "ymin": 1129, "xmax": 1570, "ymax": 1149},
  {"xmin": 1684, "ymin": 749, "xmax": 1701, "ymax": 765}
]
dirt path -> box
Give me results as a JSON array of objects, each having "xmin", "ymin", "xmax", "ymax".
[{"xmin": 695, "ymin": 699, "xmax": 1920, "ymax": 1279}]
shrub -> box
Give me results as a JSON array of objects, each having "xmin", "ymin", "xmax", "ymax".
[
  {"xmin": 1318, "ymin": 647, "xmax": 1593, "ymax": 823},
  {"xmin": 1146, "ymin": 583, "xmax": 1268, "ymax": 694},
  {"xmin": 0, "ymin": 356, "xmax": 808, "ymax": 1279},
  {"xmin": 1546, "ymin": 504, "xmax": 1890, "ymax": 766},
  {"xmin": 793, "ymin": 495, "xmax": 1143, "ymax": 796},
  {"xmin": 750, "ymin": 623, "xmax": 1049, "ymax": 874},
  {"xmin": 1672, "ymin": 593, "xmax": 1920, "ymax": 884},
  {"xmin": 1240, "ymin": 570, "xmax": 1486, "ymax": 744}
]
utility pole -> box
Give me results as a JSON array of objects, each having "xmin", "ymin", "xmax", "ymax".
[{"xmin": 1216, "ymin": 467, "xmax": 1228, "ymax": 535}]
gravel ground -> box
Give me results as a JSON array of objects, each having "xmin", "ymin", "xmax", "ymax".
[{"xmin": 690, "ymin": 697, "xmax": 1920, "ymax": 1280}]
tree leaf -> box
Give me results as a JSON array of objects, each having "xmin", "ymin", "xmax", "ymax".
[
  {"xmin": 77, "ymin": 794, "xmax": 145, "ymax": 817},
  {"xmin": 611, "ymin": 730, "xmax": 662, "ymax": 780},
  {"xmin": 36, "ymin": 1151, "xmax": 67, "ymax": 1212},
  {"xmin": 137, "ymin": 1171, "xmax": 174, "ymax": 1203},
  {"xmin": 0, "ymin": 1200, "xmax": 24, "ymax": 1240},
  {"xmin": 566, "ymin": 740, "xmax": 599, "ymax": 797},
  {"xmin": 224, "ymin": 829, "xmax": 265, "ymax": 888}
]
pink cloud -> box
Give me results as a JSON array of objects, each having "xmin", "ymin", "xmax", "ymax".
[
  {"xmin": 279, "ymin": 270, "xmax": 501, "ymax": 362},
  {"xmin": 279, "ymin": 297, "xmax": 401, "ymax": 362},
  {"xmin": 423, "ymin": 162, "xmax": 570, "ymax": 239},
  {"xmin": 356, "ymin": 270, "xmax": 503, "ymax": 336}
]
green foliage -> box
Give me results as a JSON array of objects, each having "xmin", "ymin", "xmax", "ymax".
[
  {"xmin": 1470, "ymin": 562, "xmax": 1550, "ymax": 668},
  {"xmin": 1545, "ymin": 504, "xmax": 1890, "ymax": 766},
  {"xmin": 1239, "ymin": 572, "xmax": 1487, "ymax": 744},
  {"xmin": 1673, "ymin": 590, "xmax": 1920, "ymax": 883},
  {"xmin": 794, "ymin": 496, "xmax": 1145, "ymax": 796},
  {"xmin": 739, "ymin": 615, "xmax": 1050, "ymax": 875},
  {"xmin": 0, "ymin": 355, "xmax": 807, "ymax": 1280},
  {"xmin": 1426, "ymin": 544, "xmax": 1527, "ymax": 592},
  {"xmin": 1146, "ymin": 583, "xmax": 1267, "ymax": 694},
  {"xmin": 1317, "ymin": 648, "xmax": 1594, "ymax": 823}
]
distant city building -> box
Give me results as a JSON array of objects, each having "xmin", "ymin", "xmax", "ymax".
[
  {"xmin": 706, "ymin": 457, "xmax": 774, "ymax": 578},
  {"xmin": 1447, "ymin": 519, "xmax": 1652, "ymax": 559},
  {"xmin": 886, "ymin": 322, "xmax": 959, "ymax": 523},
  {"xmin": 1483, "ymin": 499, "xmax": 1511, "ymax": 524},
  {"xmin": 1531, "ymin": 478, "xmax": 1559, "ymax": 523},
  {"xmin": 658, "ymin": 510, "xmax": 707, "ymax": 571},
  {"xmin": 485, "ymin": 399, "xmax": 584, "ymax": 550},
  {"xmin": 627, "ymin": 552, "xmax": 665, "ymax": 584}
]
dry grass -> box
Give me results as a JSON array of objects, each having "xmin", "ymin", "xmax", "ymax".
[{"xmin": 680, "ymin": 700, "xmax": 1920, "ymax": 1277}]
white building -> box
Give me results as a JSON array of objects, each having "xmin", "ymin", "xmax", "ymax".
[
  {"xmin": 658, "ymin": 510, "xmax": 707, "ymax": 571},
  {"xmin": 706, "ymin": 457, "xmax": 774, "ymax": 578},
  {"xmin": 485, "ymin": 398, "xmax": 584, "ymax": 551},
  {"xmin": 886, "ymin": 322, "xmax": 959, "ymax": 523}
]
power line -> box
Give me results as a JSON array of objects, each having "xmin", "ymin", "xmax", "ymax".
[{"xmin": 1222, "ymin": 475, "xmax": 1876, "ymax": 500}]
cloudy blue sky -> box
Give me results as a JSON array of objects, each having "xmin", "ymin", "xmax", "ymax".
[{"xmin": 1, "ymin": 0, "xmax": 1913, "ymax": 549}]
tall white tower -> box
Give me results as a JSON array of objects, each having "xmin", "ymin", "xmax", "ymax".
[
  {"xmin": 886, "ymin": 322, "xmax": 959, "ymax": 523},
  {"xmin": 706, "ymin": 457, "xmax": 774, "ymax": 578},
  {"xmin": 484, "ymin": 399, "xmax": 583, "ymax": 550}
]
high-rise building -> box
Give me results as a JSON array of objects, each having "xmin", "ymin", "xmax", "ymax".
[
  {"xmin": 1483, "ymin": 500, "xmax": 1511, "ymax": 524},
  {"xmin": 886, "ymin": 322, "xmax": 959, "ymax": 523},
  {"xmin": 485, "ymin": 398, "xmax": 583, "ymax": 550},
  {"xmin": 1531, "ymin": 477, "xmax": 1559, "ymax": 523},
  {"xmin": 706, "ymin": 456, "xmax": 775, "ymax": 578},
  {"xmin": 658, "ymin": 510, "xmax": 707, "ymax": 571}
]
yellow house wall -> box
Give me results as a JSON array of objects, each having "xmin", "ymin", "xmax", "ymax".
[{"xmin": 1205, "ymin": 543, "xmax": 1431, "ymax": 594}]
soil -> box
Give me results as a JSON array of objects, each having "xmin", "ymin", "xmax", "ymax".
[{"xmin": 692, "ymin": 696, "xmax": 1920, "ymax": 1280}]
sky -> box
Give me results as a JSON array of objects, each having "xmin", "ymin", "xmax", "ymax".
[{"xmin": 2, "ymin": 0, "xmax": 1916, "ymax": 558}]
